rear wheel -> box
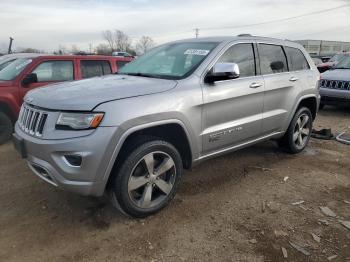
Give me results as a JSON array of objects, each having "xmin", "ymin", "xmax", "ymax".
[
  {"xmin": 0, "ymin": 111, "xmax": 13, "ymax": 145},
  {"xmin": 279, "ymin": 107, "xmax": 313, "ymax": 154},
  {"xmin": 109, "ymin": 138, "xmax": 183, "ymax": 218}
]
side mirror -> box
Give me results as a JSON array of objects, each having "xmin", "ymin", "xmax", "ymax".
[
  {"xmin": 22, "ymin": 73, "xmax": 38, "ymax": 86},
  {"xmin": 205, "ymin": 63, "xmax": 240, "ymax": 83}
]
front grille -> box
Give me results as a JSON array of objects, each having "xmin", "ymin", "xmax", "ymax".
[
  {"xmin": 320, "ymin": 79, "xmax": 350, "ymax": 91},
  {"xmin": 18, "ymin": 104, "xmax": 48, "ymax": 137}
]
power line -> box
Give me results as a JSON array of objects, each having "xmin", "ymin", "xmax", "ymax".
[{"xmin": 199, "ymin": 3, "xmax": 350, "ymax": 31}]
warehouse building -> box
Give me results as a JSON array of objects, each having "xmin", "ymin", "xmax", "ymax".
[{"xmin": 295, "ymin": 39, "xmax": 350, "ymax": 56}]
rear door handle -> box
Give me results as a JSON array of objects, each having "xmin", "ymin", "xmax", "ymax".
[
  {"xmin": 249, "ymin": 82, "xmax": 263, "ymax": 88},
  {"xmin": 289, "ymin": 76, "xmax": 299, "ymax": 82}
]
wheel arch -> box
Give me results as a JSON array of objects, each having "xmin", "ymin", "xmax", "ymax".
[
  {"xmin": 296, "ymin": 95, "xmax": 318, "ymax": 120},
  {"xmin": 103, "ymin": 119, "xmax": 194, "ymax": 190}
]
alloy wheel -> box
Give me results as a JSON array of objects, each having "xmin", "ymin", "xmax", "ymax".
[
  {"xmin": 128, "ymin": 151, "xmax": 176, "ymax": 209},
  {"xmin": 293, "ymin": 113, "xmax": 310, "ymax": 149}
]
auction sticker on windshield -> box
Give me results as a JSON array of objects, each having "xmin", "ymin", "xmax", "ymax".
[{"xmin": 184, "ymin": 49, "xmax": 210, "ymax": 56}]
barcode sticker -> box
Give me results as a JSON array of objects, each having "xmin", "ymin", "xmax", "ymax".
[{"xmin": 184, "ymin": 49, "xmax": 210, "ymax": 56}]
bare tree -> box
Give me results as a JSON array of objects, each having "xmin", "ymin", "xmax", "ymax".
[
  {"xmin": 102, "ymin": 29, "xmax": 132, "ymax": 52},
  {"xmin": 114, "ymin": 30, "xmax": 131, "ymax": 51},
  {"xmin": 136, "ymin": 36, "xmax": 155, "ymax": 55},
  {"xmin": 95, "ymin": 43, "xmax": 111, "ymax": 55},
  {"xmin": 18, "ymin": 47, "xmax": 41, "ymax": 53},
  {"xmin": 102, "ymin": 30, "xmax": 115, "ymax": 51}
]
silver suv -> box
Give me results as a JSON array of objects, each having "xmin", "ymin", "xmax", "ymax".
[
  {"xmin": 13, "ymin": 36, "xmax": 320, "ymax": 217},
  {"xmin": 319, "ymin": 56, "xmax": 350, "ymax": 108}
]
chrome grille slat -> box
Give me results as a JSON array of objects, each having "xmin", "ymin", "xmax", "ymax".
[
  {"xmin": 34, "ymin": 112, "xmax": 43, "ymax": 136},
  {"xmin": 320, "ymin": 79, "xmax": 350, "ymax": 91},
  {"xmin": 18, "ymin": 104, "xmax": 48, "ymax": 137}
]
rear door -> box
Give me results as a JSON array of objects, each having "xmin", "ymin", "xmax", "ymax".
[
  {"xmin": 19, "ymin": 59, "xmax": 74, "ymax": 102},
  {"xmin": 202, "ymin": 42, "xmax": 265, "ymax": 154},
  {"xmin": 284, "ymin": 46, "xmax": 314, "ymax": 92},
  {"xmin": 258, "ymin": 43, "xmax": 296, "ymax": 134},
  {"xmin": 80, "ymin": 60, "xmax": 112, "ymax": 79}
]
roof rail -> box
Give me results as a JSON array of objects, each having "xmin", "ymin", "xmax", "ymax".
[{"xmin": 237, "ymin": 34, "xmax": 252, "ymax": 37}]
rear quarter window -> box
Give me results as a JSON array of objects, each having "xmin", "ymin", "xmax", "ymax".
[{"xmin": 284, "ymin": 47, "xmax": 310, "ymax": 71}]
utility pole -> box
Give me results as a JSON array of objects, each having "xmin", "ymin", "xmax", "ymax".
[
  {"xmin": 89, "ymin": 43, "xmax": 93, "ymax": 54},
  {"xmin": 194, "ymin": 28, "xmax": 199, "ymax": 38},
  {"xmin": 319, "ymin": 40, "xmax": 323, "ymax": 56},
  {"xmin": 8, "ymin": 37, "xmax": 14, "ymax": 54}
]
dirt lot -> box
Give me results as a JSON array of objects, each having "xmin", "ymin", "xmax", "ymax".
[{"xmin": 0, "ymin": 106, "xmax": 349, "ymax": 262}]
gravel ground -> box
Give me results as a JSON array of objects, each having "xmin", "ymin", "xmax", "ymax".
[{"xmin": 0, "ymin": 106, "xmax": 349, "ymax": 262}]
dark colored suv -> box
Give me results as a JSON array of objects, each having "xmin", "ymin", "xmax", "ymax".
[{"xmin": 0, "ymin": 54, "xmax": 133, "ymax": 144}]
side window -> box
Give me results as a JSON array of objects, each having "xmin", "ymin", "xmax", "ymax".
[
  {"xmin": 258, "ymin": 44, "xmax": 288, "ymax": 74},
  {"xmin": 116, "ymin": 61, "xmax": 129, "ymax": 70},
  {"xmin": 32, "ymin": 61, "xmax": 73, "ymax": 82},
  {"xmin": 217, "ymin": 43, "xmax": 256, "ymax": 77},
  {"xmin": 81, "ymin": 60, "xmax": 112, "ymax": 79},
  {"xmin": 284, "ymin": 47, "xmax": 310, "ymax": 71}
]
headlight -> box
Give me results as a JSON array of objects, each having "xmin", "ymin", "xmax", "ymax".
[{"xmin": 56, "ymin": 112, "xmax": 104, "ymax": 130}]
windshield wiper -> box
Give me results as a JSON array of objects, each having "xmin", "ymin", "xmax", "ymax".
[
  {"xmin": 335, "ymin": 67, "xmax": 350, "ymax": 69},
  {"xmin": 119, "ymin": 72, "xmax": 163, "ymax": 78}
]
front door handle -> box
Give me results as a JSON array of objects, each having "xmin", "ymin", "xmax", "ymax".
[
  {"xmin": 289, "ymin": 76, "xmax": 299, "ymax": 82},
  {"xmin": 249, "ymin": 82, "xmax": 263, "ymax": 88}
]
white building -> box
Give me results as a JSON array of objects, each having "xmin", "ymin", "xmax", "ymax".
[{"xmin": 295, "ymin": 40, "xmax": 350, "ymax": 56}]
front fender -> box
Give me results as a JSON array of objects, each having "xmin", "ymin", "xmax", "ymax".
[{"xmin": 100, "ymin": 118, "xmax": 198, "ymax": 184}]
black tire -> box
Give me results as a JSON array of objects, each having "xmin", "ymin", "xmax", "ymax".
[
  {"xmin": 278, "ymin": 107, "xmax": 313, "ymax": 154},
  {"xmin": 109, "ymin": 138, "xmax": 183, "ymax": 218},
  {"xmin": 0, "ymin": 111, "xmax": 13, "ymax": 145}
]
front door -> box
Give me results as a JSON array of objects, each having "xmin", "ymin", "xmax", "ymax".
[
  {"xmin": 19, "ymin": 60, "xmax": 74, "ymax": 103},
  {"xmin": 202, "ymin": 43, "xmax": 264, "ymax": 154}
]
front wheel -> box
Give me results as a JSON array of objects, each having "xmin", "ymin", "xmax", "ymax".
[
  {"xmin": 279, "ymin": 107, "xmax": 313, "ymax": 154},
  {"xmin": 109, "ymin": 139, "xmax": 183, "ymax": 218}
]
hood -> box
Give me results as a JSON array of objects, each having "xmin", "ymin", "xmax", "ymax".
[
  {"xmin": 25, "ymin": 74, "xmax": 177, "ymax": 111},
  {"xmin": 321, "ymin": 69, "xmax": 350, "ymax": 82}
]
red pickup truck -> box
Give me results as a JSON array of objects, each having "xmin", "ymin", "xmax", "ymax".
[{"xmin": 0, "ymin": 54, "xmax": 133, "ymax": 144}]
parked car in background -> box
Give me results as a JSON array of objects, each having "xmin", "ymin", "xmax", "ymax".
[
  {"xmin": 13, "ymin": 36, "xmax": 320, "ymax": 217},
  {"xmin": 321, "ymin": 56, "xmax": 331, "ymax": 63},
  {"xmin": 319, "ymin": 56, "xmax": 350, "ymax": 108},
  {"xmin": 317, "ymin": 52, "xmax": 350, "ymax": 73},
  {"xmin": 312, "ymin": 57, "xmax": 323, "ymax": 66},
  {"xmin": 112, "ymin": 51, "xmax": 134, "ymax": 58},
  {"xmin": 0, "ymin": 54, "xmax": 133, "ymax": 144}
]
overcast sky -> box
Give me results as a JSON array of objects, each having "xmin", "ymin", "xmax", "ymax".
[{"xmin": 0, "ymin": 0, "xmax": 350, "ymax": 52}]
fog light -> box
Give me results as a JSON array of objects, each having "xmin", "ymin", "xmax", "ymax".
[{"xmin": 64, "ymin": 155, "xmax": 82, "ymax": 167}]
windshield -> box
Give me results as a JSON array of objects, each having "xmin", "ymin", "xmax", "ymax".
[
  {"xmin": 335, "ymin": 56, "xmax": 350, "ymax": 69},
  {"xmin": 119, "ymin": 42, "xmax": 219, "ymax": 79},
  {"xmin": 0, "ymin": 58, "xmax": 32, "ymax": 81},
  {"xmin": 0, "ymin": 59, "xmax": 16, "ymax": 71},
  {"xmin": 329, "ymin": 54, "xmax": 344, "ymax": 63}
]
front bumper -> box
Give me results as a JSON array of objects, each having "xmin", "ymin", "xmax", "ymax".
[
  {"xmin": 14, "ymin": 123, "xmax": 119, "ymax": 196},
  {"xmin": 320, "ymin": 87, "xmax": 350, "ymax": 105}
]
